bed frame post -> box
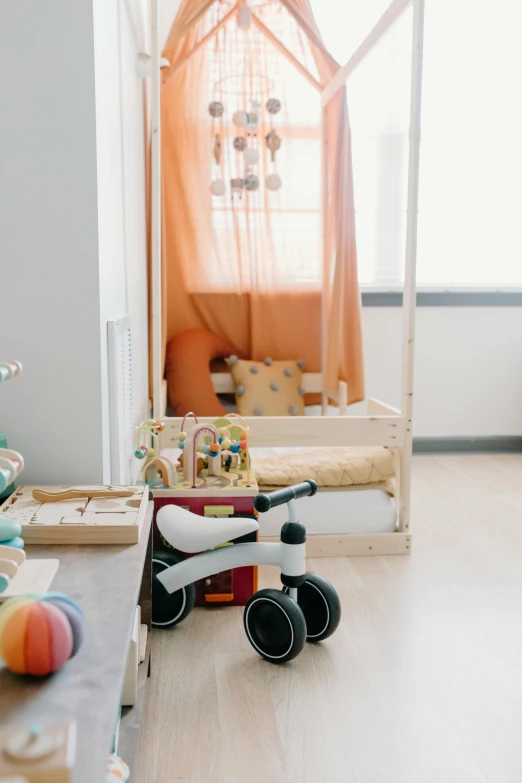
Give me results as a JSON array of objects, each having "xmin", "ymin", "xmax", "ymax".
[
  {"xmin": 321, "ymin": 106, "xmax": 328, "ymax": 415},
  {"xmin": 151, "ymin": 0, "xmax": 163, "ymax": 418},
  {"xmin": 398, "ymin": 0, "xmax": 425, "ymax": 533}
]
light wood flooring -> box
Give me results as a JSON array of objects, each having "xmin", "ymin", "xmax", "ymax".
[{"xmin": 137, "ymin": 454, "xmax": 522, "ymax": 783}]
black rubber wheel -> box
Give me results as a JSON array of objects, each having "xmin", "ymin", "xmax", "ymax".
[
  {"xmin": 243, "ymin": 588, "xmax": 307, "ymax": 663},
  {"xmin": 283, "ymin": 573, "xmax": 341, "ymax": 642},
  {"xmin": 152, "ymin": 550, "xmax": 196, "ymax": 628}
]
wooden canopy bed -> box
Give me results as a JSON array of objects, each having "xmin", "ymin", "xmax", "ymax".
[{"xmin": 149, "ymin": 0, "xmax": 425, "ymax": 557}]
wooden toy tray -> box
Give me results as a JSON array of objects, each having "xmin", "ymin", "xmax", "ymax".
[{"xmin": 0, "ymin": 486, "xmax": 150, "ymax": 544}]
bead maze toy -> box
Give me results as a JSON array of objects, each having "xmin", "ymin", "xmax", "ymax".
[
  {"xmin": 136, "ymin": 413, "xmax": 259, "ymax": 607},
  {"xmin": 153, "ymin": 480, "xmax": 341, "ymax": 663},
  {"xmin": 135, "ymin": 412, "xmax": 253, "ymax": 492}
]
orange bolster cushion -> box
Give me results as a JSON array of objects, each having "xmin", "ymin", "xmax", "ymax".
[{"xmin": 165, "ymin": 330, "xmax": 245, "ymax": 417}]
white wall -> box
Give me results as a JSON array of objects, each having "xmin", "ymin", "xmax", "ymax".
[
  {"xmin": 0, "ymin": 0, "xmax": 104, "ymax": 483},
  {"xmin": 360, "ymin": 307, "xmax": 522, "ymax": 437}
]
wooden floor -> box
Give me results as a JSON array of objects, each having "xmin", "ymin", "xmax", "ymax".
[{"xmin": 137, "ymin": 454, "xmax": 522, "ymax": 783}]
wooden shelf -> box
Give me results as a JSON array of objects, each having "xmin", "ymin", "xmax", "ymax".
[{"xmin": 0, "ymin": 503, "xmax": 153, "ymax": 783}]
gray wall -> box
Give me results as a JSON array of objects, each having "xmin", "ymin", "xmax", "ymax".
[
  {"xmin": 0, "ymin": 0, "xmax": 104, "ymax": 483},
  {"xmin": 0, "ymin": 0, "xmax": 151, "ymax": 484}
]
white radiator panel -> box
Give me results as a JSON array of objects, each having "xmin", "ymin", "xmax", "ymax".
[{"xmin": 107, "ymin": 316, "xmax": 133, "ymax": 484}]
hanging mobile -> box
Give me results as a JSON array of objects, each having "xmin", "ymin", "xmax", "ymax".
[
  {"xmin": 266, "ymin": 173, "xmax": 282, "ymax": 191},
  {"xmin": 244, "ymin": 173, "xmax": 259, "ymax": 192},
  {"xmin": 265, "ymin": 129, "xmax": 281, "ymax": 161},
  {"xmin": 213, "ymin": 133, "xmax": 222, "ymax": 164},
  {"xmin": 265, "ymin": 129, "xmax": 282, "ymax": 191},
  {"xmin": 210, "ymin": 133, "xmax": 226, "ymax": 197},
  {"xmin": 266, "ymin": 98, "xmax": 281, "ymax": 115},
  {"xmin": 233, "ymin": 110, "xmax": 247, "ymax": 128},
  {"xmin": 230, "ymin": 177, "xmax": 244, "ymax": 199},
  {"xmin": 233, "ymin": 136, "xmax": 247, "ymax": 151},
  {"xmin": 209, "ymin": 101, "xmax": 224, "ymax": 118},
  {"xmin": 245, "ymin": 101, "xmax": 260, "ymax": 136},
  {"xmin": 244, "ymin": 146, "xmax": 259, "ymax": 165}
]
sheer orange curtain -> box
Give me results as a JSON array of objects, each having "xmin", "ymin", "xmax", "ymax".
[{"xmin": 161, "ymin": 0, "xmax": 364, "ymax": 404}]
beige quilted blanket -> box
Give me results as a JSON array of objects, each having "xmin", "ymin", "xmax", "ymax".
[{"xmin": 251, "ymin": 447, "xmax": 395, "ymax": 495}]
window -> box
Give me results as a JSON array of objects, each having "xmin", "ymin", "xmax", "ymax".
[{"xmin": 313, "ymin": 0, "xmax": 522, "ymax": 289}]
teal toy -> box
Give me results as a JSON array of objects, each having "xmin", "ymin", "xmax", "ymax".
[
  {"xmin": 0, "ymin": 519, "xmax": 22, "ymax": 542},
  {"xmin": 1, "ymin": 536, "xmax": 24, "ymax": 549},
  {"xmin": 0, "ymin": 429, "xmax": 14, "ymax": 502}
]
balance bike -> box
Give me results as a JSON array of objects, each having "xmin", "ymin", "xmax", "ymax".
[{"xmin": 152, "ymin": 480, "xmax": 341, "ymax": 663}]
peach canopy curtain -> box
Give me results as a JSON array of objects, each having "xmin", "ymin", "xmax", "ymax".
[{"xmin": 161, "ymin": 0, "xmax": 364, "ymax": 404}]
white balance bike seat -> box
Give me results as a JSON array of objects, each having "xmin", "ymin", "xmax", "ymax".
[{"xmin": 156, "ymin": 504, "xmax": 259, "ymax": 553}]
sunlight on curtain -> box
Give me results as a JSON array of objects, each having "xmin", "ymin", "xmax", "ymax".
[{"xmin": 313, "ymin": 0, "xmax": 522, "ymax": 288}]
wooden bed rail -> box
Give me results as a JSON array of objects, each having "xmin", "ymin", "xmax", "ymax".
[{"xmin": 159, "ymin": 414, "xmax": 407, "ymax": 449}]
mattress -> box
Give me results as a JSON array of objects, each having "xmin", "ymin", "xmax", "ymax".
[
  {"xmin": 257, "ymin": 487, "xmax": 397, "ymax": 537},
  {"xmin": 250, "ymin": 445, "xmax": 395, "ymax": 492}
]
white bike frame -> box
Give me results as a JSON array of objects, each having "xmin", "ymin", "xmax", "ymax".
[{"xmin": 156, "ymin": 500, "xmax": 305, "ymax": 600}]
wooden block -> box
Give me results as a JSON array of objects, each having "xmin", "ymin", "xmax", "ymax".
[
  {"xmin": 61, "ymin": 513, "xmax": 138, "ymax": 526},
  {"xmin": 34, "ymin": 500, "xmax": 86, "ymax": 522},
  {"xmin": 0, "ymin": 559, "xmax": 59, "ymax": 602},
  {"xmin": 0, "ymin": 723, "xmax": 75, "ymax": 782}
]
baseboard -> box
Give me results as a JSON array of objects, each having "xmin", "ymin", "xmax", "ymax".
[{"xmin": 413, "ymin": 436, "xmax": 522, "ymax": 454}]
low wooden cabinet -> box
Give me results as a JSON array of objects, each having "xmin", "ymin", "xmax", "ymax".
[{"xmin": 0, "ymin": 503, "xmax": 153, "ymax": 782}]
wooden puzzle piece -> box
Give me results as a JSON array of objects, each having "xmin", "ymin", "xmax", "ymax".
[
  {"xmin": 0, "ymin": 499, "xmax": 40, "ymax": 524},
  {"xmin": 35, "ymin": 500, "xmax": 86, "ymax": 521},
  {"xmin": 85, "ymin": 493, "xmax": 143, "ymax": 513}
]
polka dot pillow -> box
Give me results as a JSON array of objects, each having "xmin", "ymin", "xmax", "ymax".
[{"xmin": 227, "ymin": 357, "xmax": 306, "ymax": 416}]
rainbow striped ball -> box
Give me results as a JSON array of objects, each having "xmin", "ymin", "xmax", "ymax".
[{"xmin": 0, "ymin": 593, "xmax": 84, "ymax": 676}]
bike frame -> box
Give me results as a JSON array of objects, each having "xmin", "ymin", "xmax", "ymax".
[{"xmin": 156, "ymin": 499, "xmax": 305, "ymax": 598}]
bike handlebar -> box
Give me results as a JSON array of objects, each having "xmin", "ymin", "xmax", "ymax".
[{"xmin": 254, "ymin": 480, "xmax": 318, "ymax": 513}]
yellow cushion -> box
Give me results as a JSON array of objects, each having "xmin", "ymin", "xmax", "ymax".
[{"xmin": 227, "ymin": 358, "xmax": 306, "ymax": 417}]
